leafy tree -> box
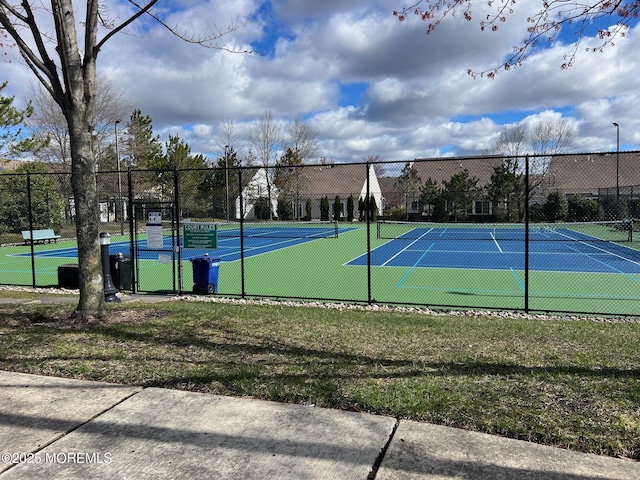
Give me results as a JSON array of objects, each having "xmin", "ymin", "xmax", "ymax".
[
  {"xmin": 568, "ymin": 195, "xmax": 602, "ymax": 222},
  {"xmin": 395, "ymin": 1, "xmax": 640, "ymax": 77},
  {"xmin": 628, "ymin": 199, "xmax": 640, "ymax": 219},
  {"xmin": 1, "ymin": 83, "xmax": 43, "ymax": 160},
  {"xmin": 600, "ymin": 195, "xmax": 627, "ymax": 220},
  {"xmin": 443, "ymin": 169, "xmax": 481, "ymax": 221},
  {"xmin": 0, "ymin": 1, "xmax": 240, "ymax": 319},
  {"xmin": 0, "ymin": 162, "xmax": 65, "ymax": 234},
  {"xmin": 125, "ymin": 110, "xmax": 163, "ymax": 169},
  {"xmin": 543, "ymin": 191, "xmax": 569, "ymax": 222},
  {"xmin": 386, "ymin": 206, "xmax": 407, "ymax": 221}
]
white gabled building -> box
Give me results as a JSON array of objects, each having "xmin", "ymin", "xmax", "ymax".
[{"xmin": 235, "ymin": 168, "xmax": 280, "ymax": 220}]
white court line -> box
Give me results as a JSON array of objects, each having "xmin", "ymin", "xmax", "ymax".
[
  {"xmin": 490, "ymin": 232, "xmax": 503, "ymax": 253},
  {"xmin": 551, "ymin": 229, "xmax": 640, "ymax": 267},
  {"xmin": 382, "ymin": 229, "xmax": 434, "ymax": 267}
]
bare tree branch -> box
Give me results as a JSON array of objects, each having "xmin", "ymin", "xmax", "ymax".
[{"xmin": 394, "ymin": 1, "xmax": 639, "ymax": 77}]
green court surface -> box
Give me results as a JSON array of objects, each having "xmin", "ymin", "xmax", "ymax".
[{"xmin": 1, "ymin": 225, "xmax": 639, "ymax": 317}]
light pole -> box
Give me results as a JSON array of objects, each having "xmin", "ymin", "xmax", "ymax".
[
  {"xmin": 224, "ymin": 145, "xmax": 230, "ymax": 221},
  {"xmin": 613, "ymin": 122, "xmax": 620, "ymax": 208},
  {"xmin": 115, "ymin": 120, "xmax": 124, "ymax": 235}
]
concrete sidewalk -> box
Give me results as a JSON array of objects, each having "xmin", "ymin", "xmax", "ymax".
[{"xmin": 1, "ymin": 371, "xmax": 639, "ymax": 479}]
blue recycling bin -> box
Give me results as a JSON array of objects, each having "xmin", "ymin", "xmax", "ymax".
[{"xmin": 190, "ymin": 254, "xmax": 220, "ymax": 294}]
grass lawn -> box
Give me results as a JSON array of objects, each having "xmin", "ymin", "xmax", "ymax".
[{"xmin": 0, "ymin": 292, "xmax": 638, "ymax": 460}]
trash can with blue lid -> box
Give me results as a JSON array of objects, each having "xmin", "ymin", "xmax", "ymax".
[{"xmin": 191, "ymin": 253, "xmax": 220, "ymax": 294}]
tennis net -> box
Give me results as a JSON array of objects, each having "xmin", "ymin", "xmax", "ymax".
[
  {"xmin": 376, "ymin": 219, "xmax": 633, "ymax": 243},
  {"xmin": 216, "ymin": 220, "xmax": 339, "ymax": 239}
]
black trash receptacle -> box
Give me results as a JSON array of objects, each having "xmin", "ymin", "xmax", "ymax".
[
  {"xmin": 190, "ymin": 254, "xmax": 220, "ymax": 294},
  {"xmin": 110, "ymin": 253, "xmax": 132, "ymax": 291},
  {"xmin": 58, "ymin": 264, "xmax": 80, "ymax": 289}
]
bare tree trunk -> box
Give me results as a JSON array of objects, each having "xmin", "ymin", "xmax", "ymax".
[
  {"xmin": 1, "ymin": 0, "xmax": 239, "ymax": 319},
  {"xmin": 69, "ymin": 122, "xmax": 104, "ymax": 319},
  {"xmin": 53, "ymin": 0, "xmax": 104, "ymax": 319}
]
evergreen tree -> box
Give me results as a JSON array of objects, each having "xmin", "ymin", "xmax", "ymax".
[
  {"xmin": 274, "ymin": 147, "xmax": 303, "ymax": 219},
  {"xmin": 0, "ymin": 162, "xmax": 65, "ymax": 234},
  {"xmin": 397, "ymin": 162, "xmax": 422, "ymax": 220},
  {"xmin": 333, "ymin": 195, "xmax": 342, "ymax": 221},
  {"xmin": 543, "ymin": 191, "xmax": 569, "ymax": 222},
  {"xmin": 347, "ymin": 195, "xmax": 354, "ymax": 222},
  {"xmin": 358, "ymin": 197, "xmax": 366, "ymax": 221},
  {"xmin": 1, "ymin": 83, "xmax": 44, "ymax": 160},
  {"xmin": 125, "ymin": 109, "xmax": 163, "ymax": 194},
  {"xmin": 320, "ymin": 196, "xmax": 330, "ymax": 221},
  {"xmin": 305, "ymin": 198, "xmax": 313, "ymax": 221},
  {"xmin": 488, "ymin": 159, "xmax": 525, "ymax": 222},
  {"xmin": 202, "ymin": 146, "xmax": 241, "ymax": 220},
  {"xmin": 419, "ymin": 177, "xmax": 442, "ymax": 221},
  {"xmin": 443, "ymin": 169, "xmax": 481, "ymax": 221},
  {"xmin": 277, "ymin": 195, "xmax": 293, "ymax": 220},
  {"xmin": 368, "ymin": 195, "xmax": 378, "ymax": 222}
]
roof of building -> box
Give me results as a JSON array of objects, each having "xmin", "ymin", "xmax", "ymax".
[
  {"xmin": 411, "ymin": 157, "xmax": 503, "ymax": 186},
  {"xmin": 544, "ymin": 151, "xmax": 640, "ymax": 194},
  {"xmin": 296, "ymin": 163, "xmax": 372, "ymax": 197},
  {"xmin": 0, "ymin": 160, "xmax": 27, "ymax": 172}
]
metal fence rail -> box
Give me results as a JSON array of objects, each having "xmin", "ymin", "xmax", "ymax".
[{"xmin": 1, "ymin": 151, "xmax": 639, "ymax": 317}]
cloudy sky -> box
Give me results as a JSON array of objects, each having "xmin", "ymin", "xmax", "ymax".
[{"xmin": 3, "ymin": 0, "xmax": 640, "ymax": 164}]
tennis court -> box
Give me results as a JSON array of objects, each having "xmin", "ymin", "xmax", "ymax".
[
  {"xmin": 16, "ymin": 222, "xmax": 348, "ymax": 263},
  {"xmin": 2, "ymin": 220, "xmax": 639, "ymax": 316},
  {"xmin": 357, "ymin": 221, "xmax": 640, "ymax": 315},
  {"xmin": 349, "ymin": 221, "xmax": 639, "ymax": 273}
]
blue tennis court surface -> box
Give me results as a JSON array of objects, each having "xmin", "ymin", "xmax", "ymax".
[
  {"xmin": 17, "ymin": 225, "xmax": 357, "ymax": 263},
  {"xmin": 347, "ymin": 225, "xmax": 640, "ymax": 275}
]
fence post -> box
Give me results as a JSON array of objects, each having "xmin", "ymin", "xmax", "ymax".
[
  {"xmin": 524, "ymin": 155, "xmax": 530, "ymax": 313},
  {"xmin": 26, "ymin": 173, "xmax": 36, "ymax": 287},
  {"xmin": 238, "ymin": 168, "xmax": 246, "ymax": 298},
  {"xmin": 127, "ymin": 167, "xmax": 137, "ymax": 294},
  {"xmin": 366, "ymin": 162, "xmax": 372, "ymax": 304},
  {"xmin": 174, "ymin": 167, "xmax": 182, "ymax": 294}
]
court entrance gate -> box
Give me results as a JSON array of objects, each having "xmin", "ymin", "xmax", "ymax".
[{"xmin": 130, "ymin": 200, "xmax": 184, "ymax": 294}]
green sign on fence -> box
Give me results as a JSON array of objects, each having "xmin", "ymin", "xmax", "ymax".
[{"xmin": 183, "ymin": 222, "xmax": 217, "ymax": 249}]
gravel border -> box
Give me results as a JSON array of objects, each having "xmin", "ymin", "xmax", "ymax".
[{"xmin": 1, "ymin": 285, "xmax": 638, "ymax": 324}]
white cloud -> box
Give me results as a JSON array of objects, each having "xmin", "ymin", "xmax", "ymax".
[{"xmin": 2, "ymin": 1, "xmax": 639, "ymax": 162}]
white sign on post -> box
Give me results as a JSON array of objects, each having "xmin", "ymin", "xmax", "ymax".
[{"xmin": 146, "ymin": 212, "xmax": 164, "ymax": 249}]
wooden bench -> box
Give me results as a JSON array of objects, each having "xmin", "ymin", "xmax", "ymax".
[{"xmin": 21, "ymin": 229, "xmax": 61, "ymax": 244}]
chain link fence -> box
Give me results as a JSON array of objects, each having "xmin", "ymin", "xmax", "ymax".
[{"xmin": 1, "ymin": 151, "xmax": 639, "ymax": 316}]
